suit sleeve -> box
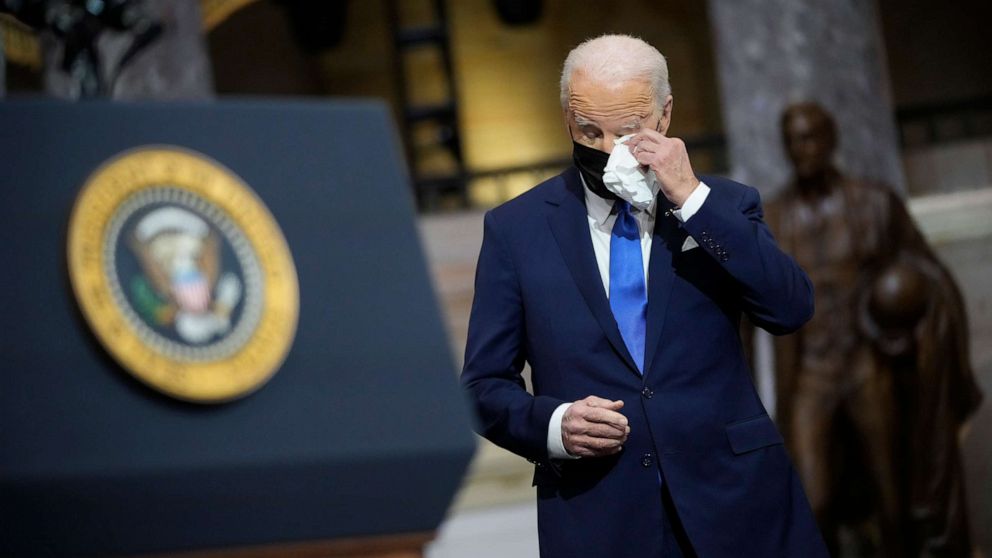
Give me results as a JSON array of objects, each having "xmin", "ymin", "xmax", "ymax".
[
  {"xmin": 460, "ymin": 210, "xmax": 565, "ymax": 462},
  {"xmin": 681, "ymin": 183, "xmax": 814, "ymax": 335}
]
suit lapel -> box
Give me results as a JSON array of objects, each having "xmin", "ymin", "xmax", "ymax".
[
  {"xmin": 546, "ymin": 168, "xmax": 640, "ymax": 376},
  {"xmin": 642, "ymin": 197, "xmax": 680, "ymax": 375}
]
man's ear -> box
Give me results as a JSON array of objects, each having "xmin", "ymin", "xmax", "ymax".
[{"xmin": 658, "ymin": 95, "xmax": 674, "ymax": 136}]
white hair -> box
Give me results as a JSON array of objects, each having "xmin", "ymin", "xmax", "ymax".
[{"xmin": 560, "ymin": 34, "xmax": 671, "ymax": 111}]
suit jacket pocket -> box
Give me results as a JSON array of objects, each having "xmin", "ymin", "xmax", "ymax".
[{"xmin": 725, "ymin": 413, "xmax": 783, "ymax": 455}]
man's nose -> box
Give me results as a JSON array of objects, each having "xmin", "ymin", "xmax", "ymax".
[{"xmin": 600, "ymin": 133, "xmax": 620, "ymax": 152}]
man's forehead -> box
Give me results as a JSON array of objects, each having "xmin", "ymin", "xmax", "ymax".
[
  {"xmin": 786, "ymin": 113, "xmax": 829, "ymax": 136},
  {"xmin": 568, "ymin": 74, "xmax": 655, "ymax": 122},
  {"xmin": 573, "ymin": 113, "xmax": 645, "ymax": 129},
  {"xmin": 569, "ymin": 99, "xmax": 653, "ymax": 125}
]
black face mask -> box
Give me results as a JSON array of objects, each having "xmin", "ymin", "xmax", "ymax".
[{"xmin": 572, "ymin": 141, "xmax": 618, "ymax": 201}]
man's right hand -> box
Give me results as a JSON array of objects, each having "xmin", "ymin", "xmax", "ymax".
[{"xmin": 562, "ymin": 396, "xmax": 630, "ymax": 457}]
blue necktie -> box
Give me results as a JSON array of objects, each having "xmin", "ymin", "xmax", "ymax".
[{"xmin": 609, "ymin": 201, "xmax": 648, "ymax": 373}]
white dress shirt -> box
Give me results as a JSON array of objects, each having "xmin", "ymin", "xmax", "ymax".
[{"xmin": 546, "ymin": 180, "xmax": 711, "ymax": 459}]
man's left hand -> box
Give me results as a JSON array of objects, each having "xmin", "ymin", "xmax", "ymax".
[{"xmin": 626, "ymin": 130, "xmax": 698, "ymax": 207}]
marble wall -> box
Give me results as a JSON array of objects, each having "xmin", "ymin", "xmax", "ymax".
[{"xmin": 705, "ymin": 0, "xmax": 905, "ymax": 197}]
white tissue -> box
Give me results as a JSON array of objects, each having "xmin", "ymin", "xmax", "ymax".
[{"xmin": 603, "ymin": 134, "xmax": 658, "ymax": 210}]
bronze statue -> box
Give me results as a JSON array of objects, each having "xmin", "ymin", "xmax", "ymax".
[{"xmin": 761, "ymin": 102, "xmax": 982, "ymax": 557}]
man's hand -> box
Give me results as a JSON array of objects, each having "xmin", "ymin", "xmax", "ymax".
[
  {"xmin": 626, "ymin": 130, "xmax": 698, "ymax": 207},
  {"xmin": 562, "ymin": 396, "xmax": 630, "ymax": 457}
]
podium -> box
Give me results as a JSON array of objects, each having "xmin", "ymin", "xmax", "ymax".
[{"xmin": 0, "ymin": 99, "xmax": 477, "ymax": 557}]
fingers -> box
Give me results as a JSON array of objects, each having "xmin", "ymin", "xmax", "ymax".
[
  {"xmin": 562, "ymin": 395, "xmax": 632, "ymax": 457},
  {"xmin": 627, "ymin": 133, "xmax": 667, "ymax": 167},
  {"xmin": 626, "ymin": 133, "xmax": 697, "ymax": 206},
  {"xmin": 627, "ymin": 130, "xmax": 655, "ymax": 145},
  {"xmin": 583, "ymin": 395, "xmax": 623, "ymax": 410},
  {"xmin": 627, "ymin": 128, "xmax": 667, "ymax": 148},
  {"xmin": 635, "ymin": 151, "xmax": 658, "ymax": 168},
  {"xmin": 630, "ymin": 143, "xmax": 655, "ymax": 160},
  {"xmin": 625, "ymin": 136, "xmax": 648, "ymax": 156},
  {"xmin": 563, "ymin": 424, "xmax": 629, "ymax": 446},
  {"xmin": 631, "ymin": 137, "xmax": 691, "ymax": 175},
  {"xmin": 628, "ymin": 131, "xmax": 683, "ymax": 153},
  {"xmin": 566, "ymin": 435, "xmax": 626, "ymax": 458},
  {"xmin": 574, "ymin": 396, "xmax": 627, "ymax": 430},
  {"xmin": 563, "ymin": 426, "xmax": 627, "ymax": 457},
  {"xmin": 563, "ymin": 416, "xmax": 627, "ymax": 440},
  {"xmin": 583, "ymin": 407, "xmax": 629, "ymax": 430},
  {"xmin": 581, "ymin": 421, "xmax": 631, "ymax": 439}
]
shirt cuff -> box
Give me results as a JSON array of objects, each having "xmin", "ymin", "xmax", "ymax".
[
  {"xmin": 547, "ymin": 402, "xmax": 580, "ymax": 460},
  {"xmin": 671, "ymin": 181, "xmax": 710, "ymax": 223}
]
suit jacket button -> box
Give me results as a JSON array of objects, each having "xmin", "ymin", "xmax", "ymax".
[
  {"xmin": 641, "ymin": 453, "xmax": 654, "ymax": 468},
  {"xmin": 641, "ymin": 387, "xmax": 654, "ymax": 399}
]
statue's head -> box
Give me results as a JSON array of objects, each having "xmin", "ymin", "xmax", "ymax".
[
  {"xmin": 860, "ymin": 260, "xmax": 931, "ymax": 358},
  {"xmin": 780, "ymin": 102, "xmax": 837, "ymax": 182}
]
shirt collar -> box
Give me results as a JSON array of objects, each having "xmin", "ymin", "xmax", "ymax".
[
  {"xmin": 582, "ymin": 177, "xmax": 614, "ymax": 227},
  {"xmin": 579, "ymin": 174, "xmax": 657, "ymax": 226}
]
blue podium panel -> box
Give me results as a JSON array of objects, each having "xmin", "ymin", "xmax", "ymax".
[{"xmin": 0, "ymin": 99, "xmax": 476, "ymax": 557}]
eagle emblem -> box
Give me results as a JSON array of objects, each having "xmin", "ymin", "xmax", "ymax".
[
  {"xmin": 128, "ymin": 206, "xmax": 243, "ymax": 344},
  {"xmin": 67, "ymin": 147, "xmax": 299, "ymax": 403}
]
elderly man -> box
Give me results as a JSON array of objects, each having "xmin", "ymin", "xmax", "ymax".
[{"xmin": 461, "ymin": 35, "xmax": 827, "ymax": 557}]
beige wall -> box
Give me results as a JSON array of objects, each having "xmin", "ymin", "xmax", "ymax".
[
  {"xmin": 209, "ymin": 0, "xmax": 723, "ymax": 206},
  {"xmin": 448, "ymin": 0, "xmax": 722, "ymax": 205}
]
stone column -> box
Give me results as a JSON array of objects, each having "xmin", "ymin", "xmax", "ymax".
[
  {"xmin": 706, "ymin": 0, "xmax": 907, "ymax": 417},
  {"xmin": 43, "ymin": 0, "xmax": 212, "ymax": 99},
  {"xmin": 706, "ymin": 0, "xmax": 905, "ymax": 197}
]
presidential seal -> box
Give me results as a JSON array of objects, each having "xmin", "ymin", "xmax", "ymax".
[{"xmin": 67, "ymin": 147, "xmax": 299, "ymax": 403}]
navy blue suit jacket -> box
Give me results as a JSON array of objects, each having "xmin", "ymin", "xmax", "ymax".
[{"xmin": 461, "ymin": 167, "xmax": 828, "ymax": 557}]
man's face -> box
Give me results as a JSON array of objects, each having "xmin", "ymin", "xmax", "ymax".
[
  {"xmin": 783, "ymin": 112, "xmax": 834, "ymax": 179},
  {"xmin": 566, "ymin": 70, "xmax": 672, "ymax": 153}
]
